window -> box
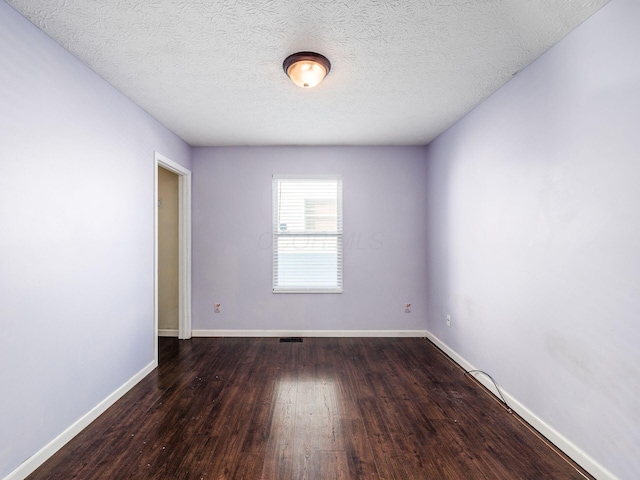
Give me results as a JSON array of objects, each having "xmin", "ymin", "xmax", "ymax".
[{"xmin": 272, "ymin": 175, "xmax": 343, "ymax": 293}]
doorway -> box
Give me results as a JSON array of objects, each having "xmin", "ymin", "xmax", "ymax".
[
  {"xmin": 154, "ymin": 152, "xmax": 192, "ymax": 364},
  {"xmin": 158, "ymin": 166, "xmax": 179, "ymax": 337}
]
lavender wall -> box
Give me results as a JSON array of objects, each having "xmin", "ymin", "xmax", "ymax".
[
  {"xmin": 0, "ymin": 2, "xmax": 190, "ymax": 477},
  {"xmin": 424, "ymin": 0, "xmax": 639, "ymax": 478},
  {"xmin": 191, "ymin": 146, "xmax": 428, "ymax": 332}
]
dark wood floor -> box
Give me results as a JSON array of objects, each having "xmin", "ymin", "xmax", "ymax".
[{"xmin": 28, "ymin": 337, "xmax": 593, "ymax": 479}]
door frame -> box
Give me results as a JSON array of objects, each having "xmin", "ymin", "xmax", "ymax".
[{"xmin": 154, "ymin": 152, "xmax": 192, "ymax": 362}]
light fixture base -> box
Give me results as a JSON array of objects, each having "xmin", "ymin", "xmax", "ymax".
[{"xmin": 283, "ymin": 51, "xmax": 331, "ymax": 88}]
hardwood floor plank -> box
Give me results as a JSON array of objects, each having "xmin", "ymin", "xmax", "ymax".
[
  {"xmin": 229, "ymin": 453, "xmax": 264, "ymax": 480},
  {"xmin": 261, "ymin": 383, "xmax": 297, "ymax": 479},
  {"xmin": 340, "ymin": 418, "xmax": 380, "ymax": 479},
  {"xmin": 319, "ymin": 450, "xmax": 350, "ymax": 480},
  {"xmin": 240, "ymin": 343, "xmax": 280, "ymax": 455},
  {"xmin": 357, "ymin": 396, "xmax": 414, "ymax": 479}
]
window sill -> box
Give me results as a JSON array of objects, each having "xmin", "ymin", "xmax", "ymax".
[{"xmin": 273, "ymin": 288, "xmax": 343, "ymax": 294}]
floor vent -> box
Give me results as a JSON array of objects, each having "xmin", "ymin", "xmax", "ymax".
[{"xmin": 279, "ymin": 337, "xmax": 303, "ymax": 343}]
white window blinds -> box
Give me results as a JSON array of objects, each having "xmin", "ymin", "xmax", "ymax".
[{"xmin": 272, "ymin": 175, "xmax": 343, "ymax": 293}]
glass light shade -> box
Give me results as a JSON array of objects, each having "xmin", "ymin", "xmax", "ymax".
[
  {"xmin": 286, "ymin": 61, "xmax": 327, "ymax": 88},
  {"xmin": 283, "ymin": 52, "xmax": 331, "ymax": 89}
]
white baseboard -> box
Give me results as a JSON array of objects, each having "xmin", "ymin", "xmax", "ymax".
[
  {"xmin": 158, "ymin": 328, "xmax": 178, "ymax": 337},
  {"xmin": 424, "ymin": 331, "xmax": 618, "ymax": 480},
  {"xmin": 4, "ymin": 361, "xmax": 156, "ymax": 480},
  {"xmin": 191, "ymin": 329, "xmax": 428, "ymax": 338}
]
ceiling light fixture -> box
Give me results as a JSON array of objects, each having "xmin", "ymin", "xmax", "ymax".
[{"xmin": 283, "ymin": 52, "xmax": 331, "ymax": 89}]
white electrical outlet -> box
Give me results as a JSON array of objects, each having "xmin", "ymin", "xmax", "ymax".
[
  {"xmin": 405, "ymin": 303, "xmax": 411, "ymax": 313},
  {"xmin": 446, "ymin": 314, "xmax": 451, "ymax": 327},
  {"xmin": 214, "ymin": 303, "xmax": 221, "ymax": 313}
]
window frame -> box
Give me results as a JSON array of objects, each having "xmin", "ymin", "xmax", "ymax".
[{"xmin": 272, "ymin": 174, "xmax": 343, "ymax": 294}]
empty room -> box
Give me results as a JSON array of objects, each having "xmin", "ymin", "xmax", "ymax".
[{"xmin": 1, "ymin": 0, "xmax": 638, "ymax": 479}]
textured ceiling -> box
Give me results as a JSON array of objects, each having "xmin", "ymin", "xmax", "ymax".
[{"xmin": 7, "ymin": 0, "xmax": 608, "ymax": 146}]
